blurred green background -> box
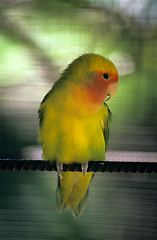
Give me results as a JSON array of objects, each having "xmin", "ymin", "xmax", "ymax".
[{"xmin": 0, "ymin": 0, "xmax": 157, "ymax": 239}]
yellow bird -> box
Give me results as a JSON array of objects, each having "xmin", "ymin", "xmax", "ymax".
[{"xmin": 38, "ymin": 53, "xmax": 118, "ymax": 216}]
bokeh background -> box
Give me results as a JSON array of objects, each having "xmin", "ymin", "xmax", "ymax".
[{"xmin": 0, "ymin": 0, "xmax": 157, "ymax": 239}]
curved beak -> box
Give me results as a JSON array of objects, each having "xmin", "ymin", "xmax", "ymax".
[
  {"xmin": 105, "ymin": 93, "xmax": 110, "ymax": 101},
  {"xmin": 105, "ymin": 83, "xmax": 118, "ymax": 101}
]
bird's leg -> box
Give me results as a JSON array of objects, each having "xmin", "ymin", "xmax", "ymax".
[
  {"xmin": 56, "ymin": 162, "xmax": 63, "ymax": 179},
  {"xmin": 81, "ymin": 162, "xmax": 88, "ymax": 176}
]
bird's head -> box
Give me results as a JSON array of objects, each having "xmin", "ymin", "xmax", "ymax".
[{"xmin": 61, "ymin": 53, "xmax": 118, "ymax": 108}]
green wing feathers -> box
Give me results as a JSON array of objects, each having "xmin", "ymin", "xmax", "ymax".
[
  {"xmin": 38, "ymin": 88, "xmax": 54, "ymax": 128},
  {"xmin": 102, "ymin": 102, "xmax": 112, "ymax": 151},
  {"xmin": 38, "ymin": 107, "xmax": 45, "ymax": 128}
]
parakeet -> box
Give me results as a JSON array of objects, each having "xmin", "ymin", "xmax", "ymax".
[{"xmin": 38, "ymin": 53, "xmax": 118, "ymax": 216}]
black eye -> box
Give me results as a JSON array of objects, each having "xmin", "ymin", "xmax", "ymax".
[{"xmin": 103, "ymin": 73, "xmax": 110, "ymax": 80}]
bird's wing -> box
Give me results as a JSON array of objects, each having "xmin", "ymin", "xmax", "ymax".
[
  {"xmin": 38, "ymin": 88, "xmax": 54, "ymax": 127},
  {"xmin": 38, "ymin": 106, "xmax": 45, "ymax": 128},
  {"xmin": 101, "ymin": 102, "xmax": 112, "ymax": 151},
  {"xmin": 38, "ymin": 77, "xmax": 62, "ymax": 128}
]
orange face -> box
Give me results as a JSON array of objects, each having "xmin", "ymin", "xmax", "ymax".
[{"xmin": 84, "ymin": 70, "xmax": 118, "ymax": 106}]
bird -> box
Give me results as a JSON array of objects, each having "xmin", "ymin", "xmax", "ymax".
[{"xmin": 38, "ymin": 53, "xmax": 118, "ymax": 216}]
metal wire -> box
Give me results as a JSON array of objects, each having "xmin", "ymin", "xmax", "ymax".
[{"xmin": 0, "ymin": 159, "xmax": 157, "ymax": 173}]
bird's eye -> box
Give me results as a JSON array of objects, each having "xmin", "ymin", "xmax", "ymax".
[{"xmin": 103, "ymin": 73, "xmax": 110, "ymax": 80}]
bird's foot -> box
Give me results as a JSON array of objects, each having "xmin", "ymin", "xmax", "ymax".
[
  {"xmin": 56, "ymin": 162, "xmax": 63, "ymax": 179},
  {"xmin": 81, "ymin": 162, "xmax": 88, "ymax": 176}
]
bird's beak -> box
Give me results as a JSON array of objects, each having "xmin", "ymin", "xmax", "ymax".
[
  {"xmin": 105, "ymin": 83, "xmax": 118, "ymax": 101},
  {"xmin": 105, "ymin": 93, "xmax": 110, "ymax": 101}
]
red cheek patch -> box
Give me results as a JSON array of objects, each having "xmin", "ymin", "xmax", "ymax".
[{"xmin": 84, "ymin": 75, "xmax": 109, "ymax": 105}]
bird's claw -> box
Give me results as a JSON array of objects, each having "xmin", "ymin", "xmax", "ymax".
[
  {"xmin": 56, "ymin": 162, "xmax": 63, "ymax": 179},
  {"xmin": 57, "ymin": 161, "xmax": 88, "ymax": 177},
  {"xmin": 81, "ymin": 162, "xmax": 88, "ymax": 176}
]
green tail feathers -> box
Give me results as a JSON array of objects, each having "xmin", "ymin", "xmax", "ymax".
[{"xmin": 56, "ymin": 172, "xmax": 94, "ymax": 217}]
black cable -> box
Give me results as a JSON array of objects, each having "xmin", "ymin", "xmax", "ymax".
[{"xmin": 0, "ymin": 159, "xmax": 157, "ymax": 173}]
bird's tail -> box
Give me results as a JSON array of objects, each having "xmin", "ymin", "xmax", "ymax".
[{"xmin": 56, "ymin": 171, "xmax": 94, "ymax": 217}]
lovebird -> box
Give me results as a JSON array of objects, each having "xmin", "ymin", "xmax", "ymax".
[{"xmin": 38, "ymin": 53, "xmax": 118, "ymax": 216}]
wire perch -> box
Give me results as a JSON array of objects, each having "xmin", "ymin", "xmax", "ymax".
[{"xmin": 0, "ymin": 159, "xmax": 157, "ymax": 173}]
